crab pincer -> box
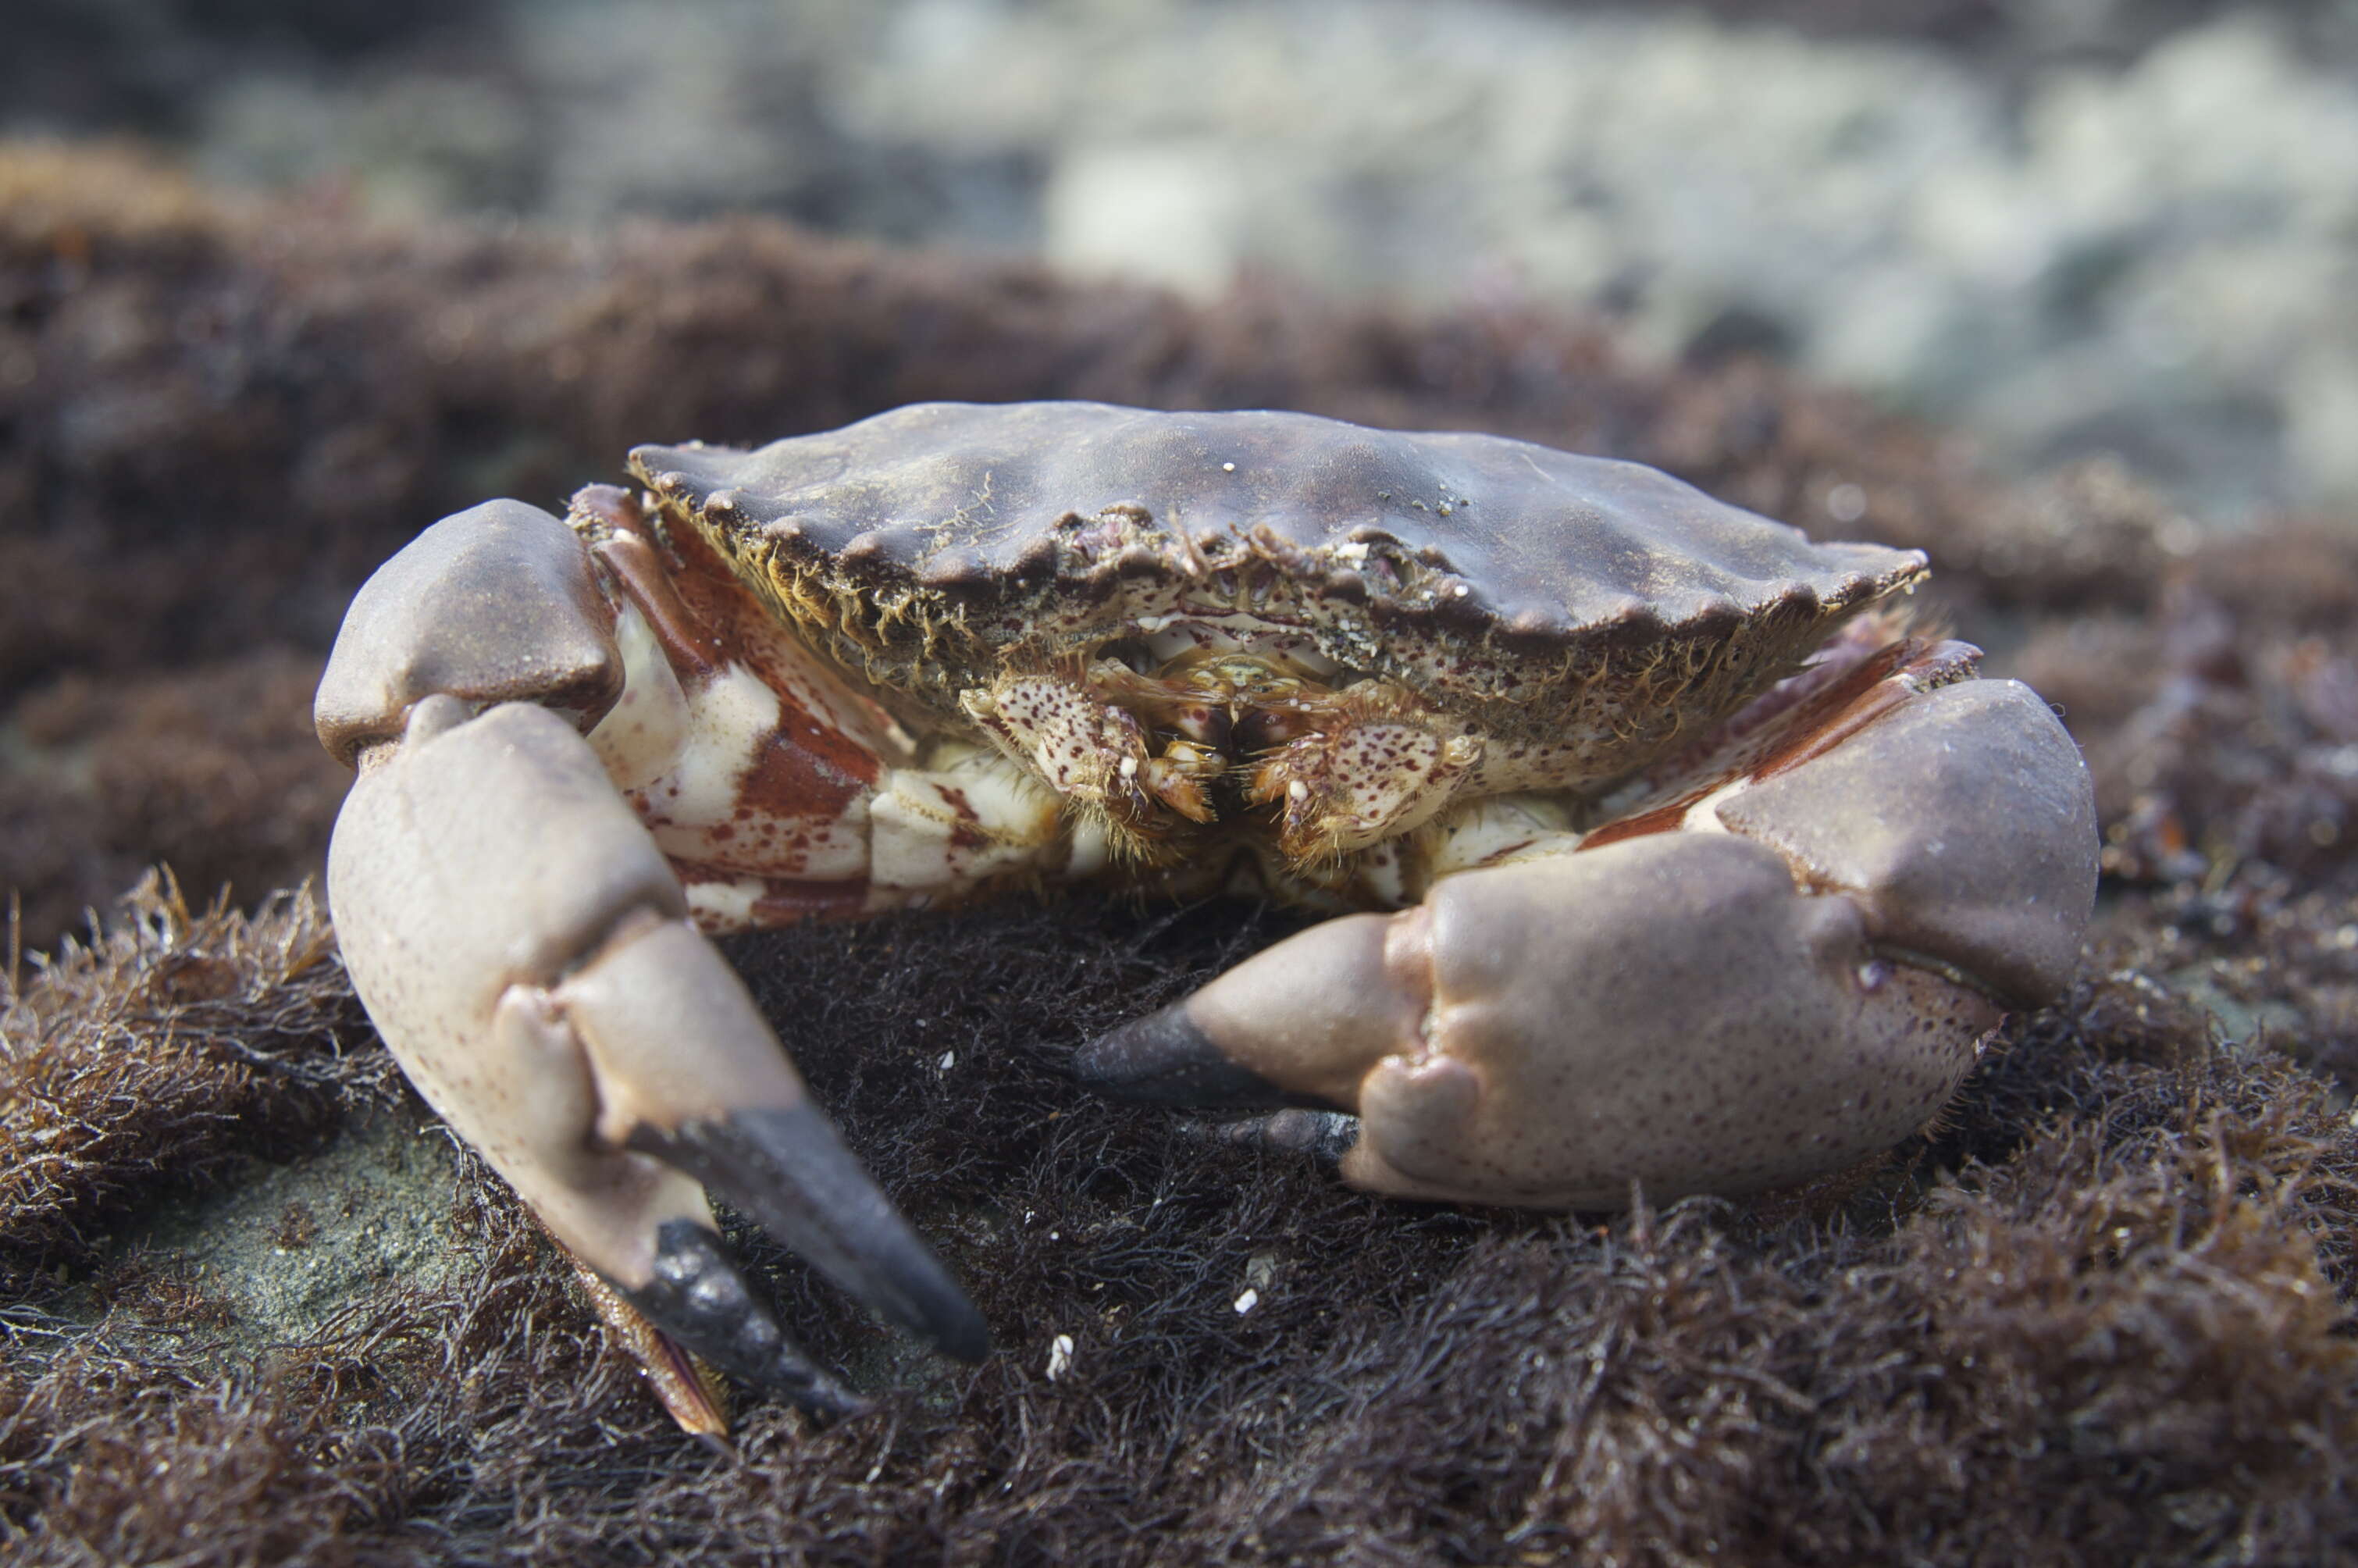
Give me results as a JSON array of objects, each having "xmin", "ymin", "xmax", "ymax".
[
  {"xmin": 1077, "ymin": 641, "xmax": 2098, "ymax": 1207},
  {"xmin": 318, "ymin": 501, "xmax": 986, "ymax": 1431}
]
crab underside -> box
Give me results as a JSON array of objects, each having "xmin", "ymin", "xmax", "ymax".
[{"xmin": 315, "ymin": 401, "xmax": 2097, "ymax": 1433}]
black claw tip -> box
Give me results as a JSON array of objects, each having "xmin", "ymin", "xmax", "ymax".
[
  {"xmin": 1074, "ymin": 1003, "xmax": 1329, "ymax": 1112},
  {"xmin": 616, "ymin": 1220, "xmax": 869, "ymax": 1420},
  {"xmin": 632, "ymin": 1107, "xmax": 989, "ymax": 1364}
]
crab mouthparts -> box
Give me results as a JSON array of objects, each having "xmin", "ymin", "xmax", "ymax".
[
  {"xmin": 967, "ymin": 631, "xmax": 1480, "ymax": 868},
  {"xmin": 1104, "ymin": 646, "xmax": 1347, "ymax": 825}
]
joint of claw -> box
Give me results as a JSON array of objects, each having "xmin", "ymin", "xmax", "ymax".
[
  {"xmin": 524, "ymin": 902, "xmax": 691, "ymax": 1153},
  {"xmin": 1379, "ymin": 905, "xmax": 1441, "ymax": 1060},
  {"xmin": 539, "ymin": 910, "xmax": 812, "ymax": 1156},
  {"xmin": 1865, "ymin": 943, "xmax": 2011, "ymax": 1007},
  {"xmin": 314, "ymin": 498, "xmax": 628, "ymax": 764}
]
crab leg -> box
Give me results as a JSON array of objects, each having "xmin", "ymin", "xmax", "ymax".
[
  {"xmin": 318, "ymin": 501, "xmax": 988, "ymax": 1424},
  {"xmin": 1076, "ymin": 667, "xmax": 2099, "ymax": 1207}
]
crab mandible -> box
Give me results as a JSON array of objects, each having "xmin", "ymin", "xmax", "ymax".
[{"xmin": 316, "ymin": 402, "xmax": 2096, "ymax": 1431}]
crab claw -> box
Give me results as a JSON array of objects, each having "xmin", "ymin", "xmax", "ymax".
[
  {"xmin": 322, "ymin": 504, "xmax": 985, "ymax": 1422},
  {"xmin": 1077, "ymin": 676, "xmax": 2096, "ymax": 1207}
]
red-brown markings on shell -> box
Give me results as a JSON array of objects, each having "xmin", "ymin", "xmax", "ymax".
[
  {"xmin": 1577, "ymin": 635, "xmax": 1976, "ymax": 853},
  {"xmin": 749, "ymin": 882, "xmax": 873, "ymax": 922},
  {"xmin": 579, "ymin": 488, "xmax": 725, "ymax": 675},
  {"xmin": 672, "ymin": 865, "xmax": 874, "ymax": 927},
  {"xmin": 930, "ymin": 785, "xmax": 988, "ymax": 852},
  {"xmin": 580, "ymin": 483, "xmax": 889, "ymax": 825},
  {"xmin": 1745, "ymin": 638, "xmax": 1979, "ymax": 783}
]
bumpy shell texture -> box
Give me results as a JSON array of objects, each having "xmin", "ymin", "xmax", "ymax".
[{"xmin": 632, "ymin": 402, "xmax": 1925, "ymax": 751}]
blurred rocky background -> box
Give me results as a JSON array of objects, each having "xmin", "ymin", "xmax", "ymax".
[{"xmin": 12, "ymin": 0, "xmax": 2358, "ymax": 520}]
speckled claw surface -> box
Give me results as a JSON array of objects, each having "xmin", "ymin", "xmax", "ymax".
[{"xmin": 319, "ymin": 401, "xmax": 2102, "ymax": 1431}]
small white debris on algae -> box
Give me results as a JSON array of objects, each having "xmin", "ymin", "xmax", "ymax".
[
  {"xmin": 1046, "ymin": 1333, "xmax": 1075, "ymax": 1381},
  {"xmin": 1234, "ymin": 1288, "xmax": 1259, "ymax": 1314},
  {"xmin": 937, "ymin": 1050, "xmax": 956, "ymax": 1071}
]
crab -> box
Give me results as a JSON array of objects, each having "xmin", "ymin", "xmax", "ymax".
[{"xmin": 315, "ymin": 401, "xmax": 2096, "ymax": 1434}]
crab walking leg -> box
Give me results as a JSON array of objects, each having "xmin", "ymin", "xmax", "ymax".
[
  {"xmin": 1076, "ymin": 675, "xmax": 2098, "ymax": 1207},
  {"xmin": 318, "ymin": 501, "xmax": 988, "ymax": 1425}
]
